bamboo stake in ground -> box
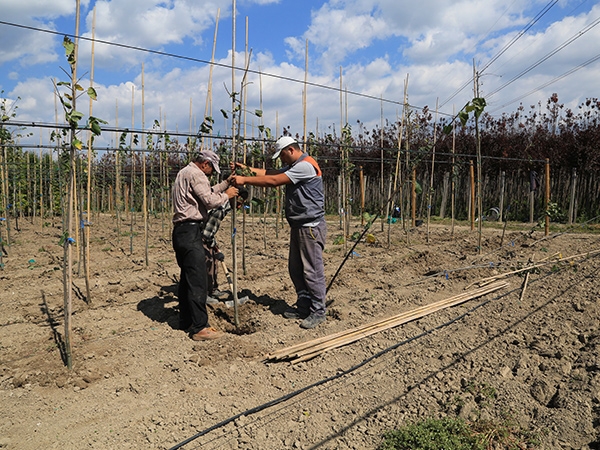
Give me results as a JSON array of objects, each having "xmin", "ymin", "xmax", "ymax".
[
  {"xmin": 465, "ymin": 248, "xmax": 600, "ymax": 290},
  {"xmin": 231, "ymin": 0, "xmax": 240, "ymax": 327},
  {"xmin": 141, "ymin": 63, "xmax": 148, "ymax": 266},
  {"xmin": 83, "ymin": 6, "xmax": 96, "ymax": 304},
  {"xmin": 426, "ymin": 98, "xmax": 439, "ymax": 244}
]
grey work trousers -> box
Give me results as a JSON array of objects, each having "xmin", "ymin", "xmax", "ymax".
[{"xmin": 288, "ymin": 220, "xmax": 327, "ymax": 317}]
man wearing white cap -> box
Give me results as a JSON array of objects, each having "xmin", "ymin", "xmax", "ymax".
[
  {"xmin": 231, "ymin": 136, "xmax": 327, "ymax": 329},
  {"xmin": 172, "ymin": 150, "xmax": 238, "ymax": 340}
]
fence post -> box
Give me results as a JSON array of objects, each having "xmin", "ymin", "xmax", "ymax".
[
  {"xmin": 439, "ymin": 171, "xmax": 449, "ymax": 219},
  {"xmin": 568, "ymin": 167, "xmax": 577, "ymax": 225},
  {"xmin": 499, "ymin": 171, "xmax": 505, "ymax": 222}
]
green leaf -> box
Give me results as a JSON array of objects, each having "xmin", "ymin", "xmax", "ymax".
[
  {"xmin": 74, "ymin": 84, "xmax": 84, "ymax": 92},
  {"xmin": 70, "ymin": 111, "xmax": 84, "ymax": 121},
  {"xmin": 458, "ymin": 110, "xmax": 469, "ymax": 126},
  {"xmin": 90, "ymin": 115, "xmax": 108, "ymax": 125},
  {"xmin": 443, "ymin": 124, "xmax": 454, "ymax": 135},
  {"xmin": 63, "ymin": 36, "xmax": 75, "ymax": 57},
  {"xmin": 254, "ymin": 109, "xmax": 263, "ymax": 117},
  {"xmin": 87, "ymin": 87, "xmax": 98, "ymax": 100},
  {"xmin": 57, "ymin": 81, "xmax": 71, "ymax": 87},
  {"xmin": 72, "ymin": 138, "xmax": 83, "ymax": 150},
  {"xmin": 220, "ymin": 109, "xmax": 228, "ymax": 119},
  {"xmin": 90, "ymin": 121, "xmax": 102, "ymax": 136}
]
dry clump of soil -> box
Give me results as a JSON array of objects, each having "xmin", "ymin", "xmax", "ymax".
[{"xmin": 0, "ymin": 215, "xmax": 599, "ymax": 449}]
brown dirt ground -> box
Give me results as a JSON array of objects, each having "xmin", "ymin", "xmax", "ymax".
[{"xmin": 0, "ymin": 213, "xmax": 599, "ymax": 449}]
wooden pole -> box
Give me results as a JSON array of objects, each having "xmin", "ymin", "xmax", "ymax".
[
  {"xmin": 203, "ymin": 8, "xmax": 220, "ymax": 150},
  {"xmin": 440, "ymin": 172, "xmax": 449, "ymax": 219},
  {"xmin": 499, "ymin": 170, "xmax": 505, "ymax": 222},
  {"xmin": 568, "ymin": 167, "xmax": 576, "ymax": 225},
  {"xmin": 379, "ymin": 95, "xmax": 385, "ymax": 232},
  {"xmin": 303, "ymin": 39, "xmax": 308, "ymax": 152},
  {"xmin": 545, "ymin": 158, "xmax": 550, "ymax": 236},
  {"xmin": 142, "ymin": 63, "xmax": 148, "ymax": 266},
  {"xmin": 451, "ymin": 105, "xmax": 456, "ymax": 236},
  {"xmin": 359, "ymin": 166, "xmax": 364, "ymax": 226},
  {"xmin": 411, "ymin": 168, "xmax": 417, "ymax": 227},
  {"xmin": 426, "ymin": 99, "xmax": 438, "ymax": 243},
  {"xmin": 63, "ymin": 0, "xmax": 82, "ymax": 370},
  {"xmin": 231, "ymin": 0, "xmax": 240, "ymax": 327},
  {"xmin": 115, "ymin": 100, "xmax": 121, "ymax": 244},
  {"xmin": 469, "ymin": 160, "xmax": 475, "ymax": 231},
  {"xmin": 83, "ymin": 6, "xmax": 96, "ymax": 304},
  {"xmin": 266, "ymin": 281, "xmax": 508, "ymax": 363}
]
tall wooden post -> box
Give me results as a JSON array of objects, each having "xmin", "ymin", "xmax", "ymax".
[
  {"xmin": 568, "ymin": 167, "xmax": 577, "ymax": 225},
  {"xmin": 411, "ymin": 168, "xmax": 417, "ymax": 227},
  {"xmin": 359, "ymin": 166, "xmax": 364, "ymax": 225},
  {"xmin": 545, "ymin": 158, "xmax": 550, "ymax": 236},
  {"xmin": 469, "ymin": 160, "xmax": 475, "ymax": 231},
  {"xmin": 499, "ymin": 171, "xmax": 505, "ymax": 222}
]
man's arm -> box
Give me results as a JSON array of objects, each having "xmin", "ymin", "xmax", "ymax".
[{"xmin": 232, "ymin": 172, "xmax": 291, "ymax": 188}]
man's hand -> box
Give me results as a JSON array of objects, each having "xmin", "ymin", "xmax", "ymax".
[
  {"xmin": 230, "ymin": 175, "xmax": 246, "ymax": 186},
  {"xmin": 225, "ymin": 186, "xmax": 239, "ymax": 199}
]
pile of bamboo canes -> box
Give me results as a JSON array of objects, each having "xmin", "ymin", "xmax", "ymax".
[{"xmin": 265, "ymin": 280, "xmax": 509, "ymax": 364}]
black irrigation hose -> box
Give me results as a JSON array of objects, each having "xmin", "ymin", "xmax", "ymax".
[
  {"xmin": 167, "ymin": 285, "xmax": 519, "ymax": 450},
  {"xmin": 326, "ymin": 212, "xmax": 380, "ymax": 296},
  {"xmin": 169, "ymin": 252, "xmax": 600, "ymax": 449}
]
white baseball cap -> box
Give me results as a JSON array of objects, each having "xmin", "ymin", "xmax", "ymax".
[{"xmin": 272, "ymin": 136, "xmax": 297, "ymax": 160}]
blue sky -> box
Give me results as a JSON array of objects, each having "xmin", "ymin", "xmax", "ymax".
[{"xmin": 1, "ymin": 0, "xmax": 599, "ymax": 148}]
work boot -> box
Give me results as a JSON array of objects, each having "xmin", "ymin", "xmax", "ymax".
[
  {"xmin": 283, "ymin": 308, "xmax": 309, "ymax": 320},
  {"xmin": 211, "ymin": 289, "xmax": 229, "ymax": 300},
  {"xmin": 300, "ymin": 313, "xmax": 326, "ymax": 329},
  {"xmin": 191, "ymin": 327, "xmax": 223, "ymax": 341},
  {"xmin": 206, "ymin": 295, "xmax": 219, "ymax": 305}
]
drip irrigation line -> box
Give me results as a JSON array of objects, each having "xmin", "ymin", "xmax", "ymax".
[
  {"xmin": 168, "ymin": 285, "xmax": 518, "ymax": 450},
  {"xmin": 326, "ymin": 180, "xmax": 407, "ymax": 296},
  {"xmin": 168, "ymin": 251, "xmax": 599, "ymax": 449}
]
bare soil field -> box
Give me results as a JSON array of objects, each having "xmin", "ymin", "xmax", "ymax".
[{"xmin": 1, "ymin": 214, "xmax": 599, "ymax": 449}]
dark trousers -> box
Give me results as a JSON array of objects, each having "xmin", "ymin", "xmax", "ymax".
[
  {"xmin": 288, "ymin": 221, "xmax": 327, "ymax": 317},
  {"xmin": 172, "ymin": 222, "xmax": 209, "ymax": 333},
  {"xmin": 203, "ymin": 242, "xmax": 219, "ymax": 294}
]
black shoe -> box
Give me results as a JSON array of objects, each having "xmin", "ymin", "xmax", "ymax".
[
  {"xmin": 300, "ymin": 314, "xmax": 326, "ymax": 329},
  {"xmin": 283, "ymin": 308, "xmax": 308, "ymax": 320}
]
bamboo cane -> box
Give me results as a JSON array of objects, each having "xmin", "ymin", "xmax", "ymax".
[
  {"xmin": 231, "ymin": 0, "xmax": 240, "ymax": 327},
  {"xmin": 465, "ymin": 248, "xmax": 600, "ymax": 290},
  {"xmin": 83, "ymin": 6, "xmax": 96, "ymax": 304},
  {"xmin": 426, "ymin": 99, "xmax": 439, "ymax": 244},
  {"xmin": 266, "ymin": 281, "xmax": 508, "ymax": 363},
  {"xmin": 142, "ymin": 63, "xmax": 148, "ymax": 266},
  {"xmin": 451, "ymin": 105, "xmax": 456, "ymax": 237},
  {"xmin": 203, "ymin": 8, "xmax": 220, "ymax": 150},
  {"xmin": 303, "ymin": 39, "xmax": 308, "ymax": 153}
]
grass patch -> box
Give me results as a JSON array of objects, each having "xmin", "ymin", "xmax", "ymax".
[{"xmin": 380, "ymin": 415, "xmax": 539, "ymax": 450}]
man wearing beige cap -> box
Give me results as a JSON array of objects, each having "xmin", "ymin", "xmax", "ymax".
[
  {"xmin": 172, "ymin": 150, "xmax": 238, "ymax": 340},
  {"xmin": 231, "ymin": 136, "xmax": 327, "ymax": 329}
]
